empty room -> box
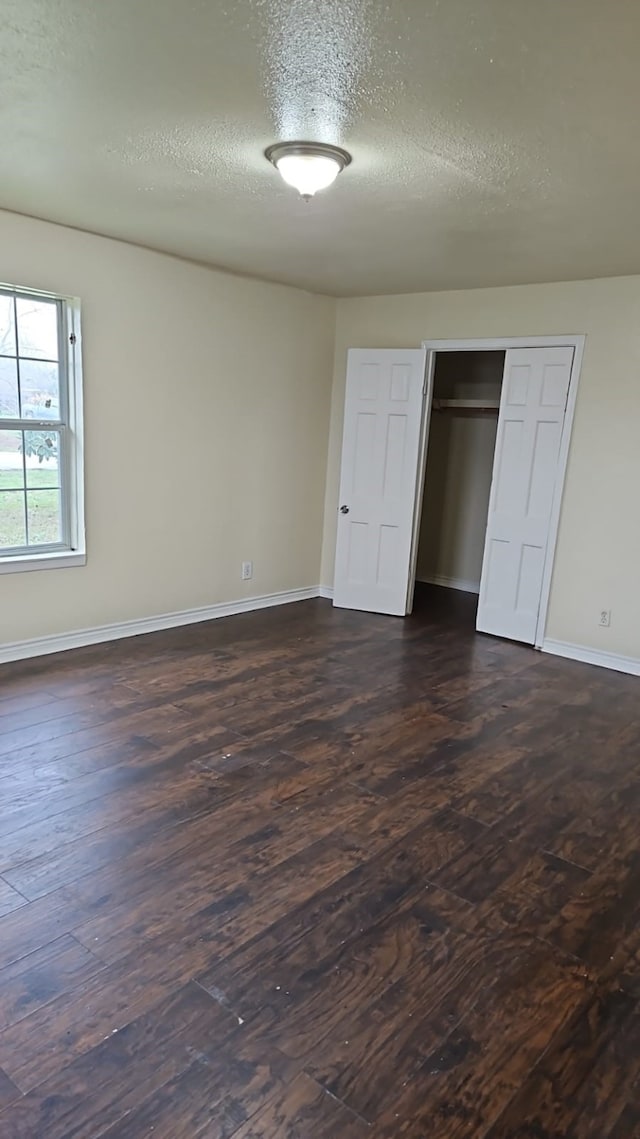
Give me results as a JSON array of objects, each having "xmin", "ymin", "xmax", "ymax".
[{"xmin": 0, "ymin": 1, "xmax": 639, "ymax": 1136}]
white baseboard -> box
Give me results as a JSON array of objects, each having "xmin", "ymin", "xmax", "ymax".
[
  {"xmin": 7, "ymin": 588, "xmax": 636, "ymax": 678},
  {"xmin": 542, "ymin": 638, "xmax": 640, "ymax": 677},
  {"xmin": 0, "ymin": 586, "xmax": 321, "ymax": 665},
  {"xmin": 417, "ymin": 574, "xmax": 480, "ymax": 595}
]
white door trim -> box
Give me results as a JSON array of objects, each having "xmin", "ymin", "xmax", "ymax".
[
  {"xmin": 421, "ymin": 336, "xmax": 586, "ymax": 353},
  {"xmin": 406, "ymin": 349, "xmax": 436, "ymax": 613},
  {"xmin": 419, "ymin": 334, "xmax": 586, "ymax": 648}
]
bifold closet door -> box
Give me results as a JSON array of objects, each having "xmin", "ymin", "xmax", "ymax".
[
  {"xmin": 476, "ymin": 346, "xmax": 574, "ymax": 644},
  {"xmin": 333, "ymin": 348, "xmax": 427, "ymax": 615}
]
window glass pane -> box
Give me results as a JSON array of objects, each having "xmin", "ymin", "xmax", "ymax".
[
  {"xmin": 0, "ymin": 429, "xmax": 24, "ymax": 490},
  {"xmin": 19, "ymin": 359, "xmax": 60, "ymax": 420},
  {"xmin": 22, "ymin": 427, "xmax": 58, "ymax": 468},
  {"xmin": 0, "ymin": 295, "xmax": 16, "ymax": 357},
  {"xmin": 0, "ymin": 490, "xmax": 26, "ymax": 548},
  {"xmin": 16, "ymin": 297, "xmax": 59, "ymax": 361},
  {"xmin": 26, "ymin": 442, "xmax": 60, "ymax": 489},
  {"xmin": 0, "ymin": 430, "xmax": 27, "ymax": 550},
  {"xmin": 27, "ymin": 488, "xmax": 62, "ymax": 545},
  {"xmin": 0, "ymin": 357, "xmax": 19, "ymax": 418}
]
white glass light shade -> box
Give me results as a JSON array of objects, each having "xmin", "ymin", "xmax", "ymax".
[
  {"xmin": 275, "ymin": 153, "xmax": 341, "ymax": 197},
  {"xmin": 265, "ymin": 142, "xmax": 352, "ymax": 200}
]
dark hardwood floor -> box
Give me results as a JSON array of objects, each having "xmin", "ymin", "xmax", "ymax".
[{"xmin": 0, "ymin": 585, "xmax": 639, "ymax": 1137}]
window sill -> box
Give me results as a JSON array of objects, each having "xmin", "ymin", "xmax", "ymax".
[{"xmin": 0, "ymin": 550, "xmax": 86, "ymax": 575}]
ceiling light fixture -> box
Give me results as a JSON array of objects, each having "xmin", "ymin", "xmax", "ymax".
[{"xmin": 265, "ymin": 141, "xmax": 352, "ymax": 201}]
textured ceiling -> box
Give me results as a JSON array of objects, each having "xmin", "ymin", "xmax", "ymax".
[{"xmin": 2, "ymin": 0, "xmax": 640, "ymax": 296}]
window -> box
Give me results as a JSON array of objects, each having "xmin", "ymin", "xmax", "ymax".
[{"xmin": 0, "ymin": 284, "xmax": 84, "ymax": 573}]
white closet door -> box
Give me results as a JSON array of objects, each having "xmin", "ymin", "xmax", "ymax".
[
  {"xmin": 476, "ymin": 346, "xmax": 573, "ymax": 644},
  {"xmin": 333, "ymin": 348, "xmax": 427, "ymax": 615}
]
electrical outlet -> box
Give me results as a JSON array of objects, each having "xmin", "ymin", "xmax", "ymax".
[
  {"xmin": 241, "ymin": 561, "xmax": 253, "ymax": 581},
  {"xmin": 599, "ymin": 609, "xmax": 611, "ymax": 627}
]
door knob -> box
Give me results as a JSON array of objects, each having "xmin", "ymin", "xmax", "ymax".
[{"xmin": 340, "ymin": 504, "xmax": 350, "ymax": 514}]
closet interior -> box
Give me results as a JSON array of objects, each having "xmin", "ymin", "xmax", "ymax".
[{"xmin": 415, "ymin": 350, "xmax": 505, "ymax": 608}]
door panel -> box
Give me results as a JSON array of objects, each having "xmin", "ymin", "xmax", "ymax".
[
  {"xmin": 476, "ymin": 346, "xmax": 573, "ymax": 644},
  {"xmin": 333, "ymin": 348, "xmax": 427, "ymax": 616}
]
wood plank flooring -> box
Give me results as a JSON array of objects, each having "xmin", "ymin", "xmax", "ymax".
[{"xmin": 0, "ymin": 584, "xmax": 638, "ymax": 1138}]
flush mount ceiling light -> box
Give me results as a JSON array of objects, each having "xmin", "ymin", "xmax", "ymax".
[{"xmin": 265, "ymin": 141, "xmax": 352, "ymax": 201}]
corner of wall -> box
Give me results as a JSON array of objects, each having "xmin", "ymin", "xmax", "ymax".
[{"xmin": 318, "ymin": 300, "xmax": 345, "ymax": 589}]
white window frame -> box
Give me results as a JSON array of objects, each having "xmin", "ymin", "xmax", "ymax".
[{"xmin": 0, "ymin": 283, "xmax": 85, "ymax": 575}]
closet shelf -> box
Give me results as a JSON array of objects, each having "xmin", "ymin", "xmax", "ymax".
[{"xmin": 433, "ymin": 398, "xmax": 500, "ymax": 412}]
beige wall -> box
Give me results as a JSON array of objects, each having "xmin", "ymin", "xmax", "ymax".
[
  {"xmin": 416, "ymin": 412, "xmax": 497, "ymax": 588},
  {"xmin": 321, "ymin": 277, "xmax": 640, "ymax": 660},
  {"xmin": 0, "ymin": 210, "xmax": 335, "ymax": 647},
  {"xmin": 4, "ymin": 213, "xmax": 639, "ymax": 665}
]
